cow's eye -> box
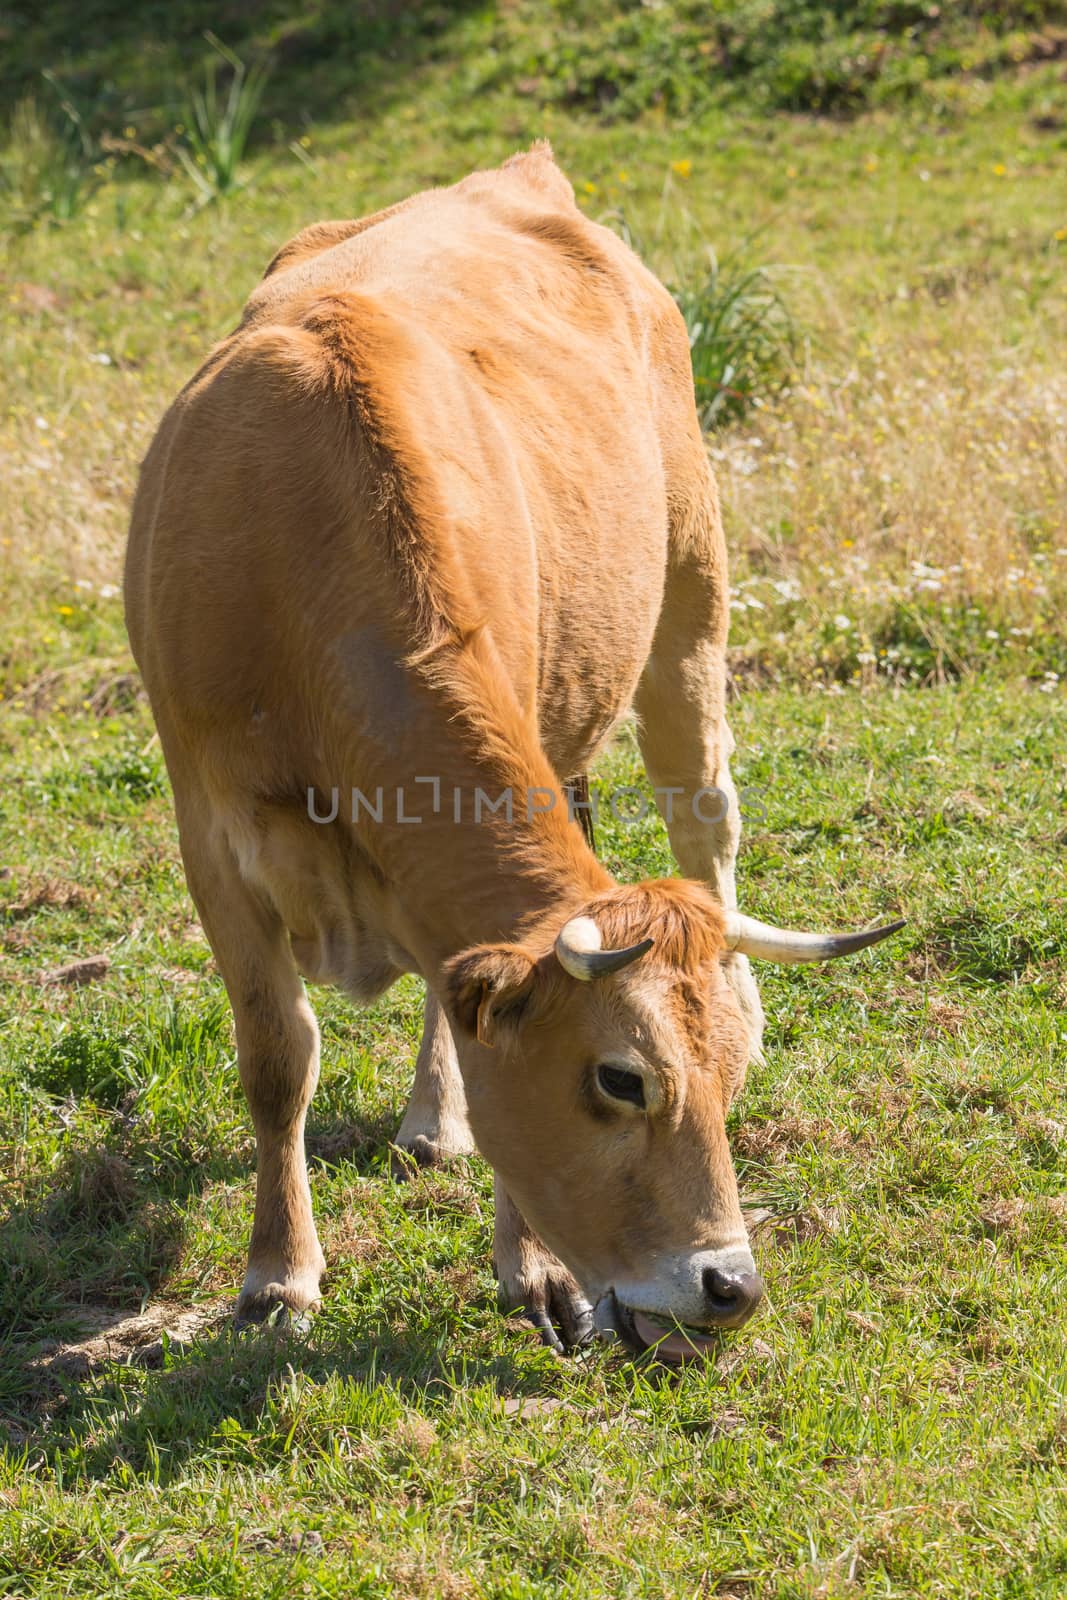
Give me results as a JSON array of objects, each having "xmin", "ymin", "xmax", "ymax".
[{"xmin": 596, "ymin": 1063, "xmax": 646, "ymax": 1108}]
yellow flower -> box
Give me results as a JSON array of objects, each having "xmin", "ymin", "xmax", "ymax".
[
  {"xmin": 864, "ymin": 155, "xmax": 878, "ymax": 172},
  {"xmin": 786, "ymin": 165, "xmax": 798, "ymax": 179},
  {"xmin": 670, "ymin": 159, "xmax": 692, "ymax": 179},
  {"xmin": 582, "ymin": 180, "xmax": 598, "ymax": 195},
  {"xmin": 992, "ymin": 162, "xmax": 1007, "ymax": 176},
  {"xmin": 57, "ymin": 604, "xmax": 74, "ymax": 616},
  {"xmin": 841, "ymin": 538, "xmax": 855, "ymax": 549},
  {"xmin": 617, "ymin": 169, "xmax": 629, "ymax": 183},
  {"xmin": 1055, "ymin": 227, "xmax": 1067, "ymax": 241}
]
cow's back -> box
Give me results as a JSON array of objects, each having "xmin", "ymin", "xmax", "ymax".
[{"xmin": 127, "ymin": 146, "xmax": 701, "ymax": 789}]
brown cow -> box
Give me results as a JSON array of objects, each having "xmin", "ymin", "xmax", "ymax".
[{"xmin": 125, "ymin": 146, "xmax": 901, "ymax": 1361}]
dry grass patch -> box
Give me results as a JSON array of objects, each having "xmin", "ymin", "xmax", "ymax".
[{"xmin": 720, "ymin": 324, "xmax": 1067, "ymax": 681}]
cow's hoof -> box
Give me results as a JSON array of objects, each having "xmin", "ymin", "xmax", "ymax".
[
  {"xmin": 497, "ymin": 1262, "xmax": 596, "ymax": 1355},
  {"xmin": 234, "ymin": 1267, "xmax": 321, "ymax": 1332},
  {"xmin": 234, "ymin": 1295, "xmax": 314, "ymax": 1335},
  {"xmin": 389, "ymin": 1135, "xmax": 471, "ymax": 1178}
]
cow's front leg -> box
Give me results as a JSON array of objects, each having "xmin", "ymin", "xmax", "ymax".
[
  {"xmin": 493, "ymin": 1177, "xmax": 595, "ymax": 1353},
  {"xmin": 176, "ymin": 799, "xmax": 326, "ymax": 1324},
  {"xmin": 394, "ymin": 993, "xmax": 476, "ymax": 1170},
  {"xmin": 634, "ymin": 554, "xmax": 765, "ymax": 1072}
]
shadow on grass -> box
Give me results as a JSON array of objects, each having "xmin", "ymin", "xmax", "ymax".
[
  {"xmin": 2, "ymin": 0, "xmax": 486, "ymax": 136},
  {"xmin": 0, "ymin": 1096, "xmax": 413, "ymax": 1430},
  {"xmin": 927, "ymin": 907, "xmax": 1067, "ymax": 983},
  {"xmin": 8, "ymin": 1296, "xmax": 583, "ymax": 1486}
]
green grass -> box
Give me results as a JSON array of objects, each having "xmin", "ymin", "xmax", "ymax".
[
  {"xmin": 2, "ymin": 662, "xmax": 1066, "ymax": 1596},
  {"xmin": 174, "ymin": 35, "xmax": 271, "ymax": 206},
  {"xmin": 2, "ymin": 3, "xmax": 1067, "ymax": 1593}
]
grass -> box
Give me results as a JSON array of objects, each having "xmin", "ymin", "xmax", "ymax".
[
  {"xmin": 174, "ymin": 35, "xmax": 271, "ymax": 206},
  {"xmin": 673, "ymin": 253, "xmax": 798, "ymax": 430},
  {"xmin": 0, "ymin": 85, "xmax": 101, "ymax": 232},
  {"xmin": 1, "ymin": 3, "xmax": 1066, "ymax": 1594},
  {"xmin": 2, "ymin": 50, "xmax": 1065, "ymax": 682},
  {"xmin": 2, "ymin": 672, "xmax": 1065, "ymax": 1596}
]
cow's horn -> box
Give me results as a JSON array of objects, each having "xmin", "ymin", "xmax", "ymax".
[
  {"xmin": 723, "ymin": 912, "xmax": 906, "ymax": 964},
  {"xmin": 555, "ymin": 915, "xmax": 654, "ymax": 981}
]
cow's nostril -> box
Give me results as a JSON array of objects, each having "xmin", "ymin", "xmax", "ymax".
[{"xmin": 702, "ymin": 1265, "xmax": 764, "ymax": 1325}]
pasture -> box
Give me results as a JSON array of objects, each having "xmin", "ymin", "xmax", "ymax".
[{"xmin": 2, "ymin": 5, "xmax": 1066, "ymax": 1594}]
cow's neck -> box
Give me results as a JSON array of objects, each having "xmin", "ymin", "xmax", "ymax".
[
  {"xmin": 395, "ymin": 808, "xmax": 608, "ymax": 975},
  {"xmin": 358, "ymin": 639, "xmax": 613, "ymax": 973}
]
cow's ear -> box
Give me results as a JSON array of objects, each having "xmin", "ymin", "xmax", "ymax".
[{"xmin": 442, "ymin": 944, "xmax": 537, "ymax": 1047}]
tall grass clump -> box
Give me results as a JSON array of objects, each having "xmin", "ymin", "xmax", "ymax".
[
  {"xmin": 0, "ymin": 80, "xmax": 99, "ymax": 232},
  {"xmin": 673, "ymin": 256, "xmax": 800, "ymax": 430},
  {"xmin": 176, "ymin": 34, "xmax": 270, "ymax": 205}
]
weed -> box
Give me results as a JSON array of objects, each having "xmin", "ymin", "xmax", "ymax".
[
  {"xmin": 27, "ymin": 1019, "xmax": 140, "ymax": 1105},
  {"xmin": 675, "ymin": 255, "xmax": 799, "ymax": 429},
  {"xmin": 175, "ymin": 35, "xmax": 270, "ymax": 206},
  {"xmin": 0, "ymin": 81, "xmax": 99, "ymax": 232},
  {"xmin": 89, "ymin": 747, "xmax": 167, "ymax": 803}
]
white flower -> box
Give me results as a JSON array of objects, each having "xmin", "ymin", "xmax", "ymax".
[{"xmin": 834, "ymin": 614, "xmax": 852, "ymax": 630}]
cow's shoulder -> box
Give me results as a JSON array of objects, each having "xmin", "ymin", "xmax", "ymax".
[{"xmin": 259, "ymin": 196, "xmax": 421, "ymax": 283}]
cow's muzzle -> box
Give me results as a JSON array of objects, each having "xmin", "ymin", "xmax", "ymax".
[{"xmin": 595, "ymin": 1265, "xmax": 764, "ymax": 1363}]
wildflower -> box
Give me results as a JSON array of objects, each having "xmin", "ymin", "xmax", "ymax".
[
  {"xmin": 57, "ymin": 605, "xmax": 74, "ymax": 616},
  {"xmin": 834, "ymin": 614, "xmax": 852, "ymax": 631},
  {"xmin": 670, "ymin": 159, "xmax": 692, "ymax": 179},
  {"xmin": 864, "ymin": 155, "xmax": 878, "ymax": 173},
  {"xmin": 992, "ymin": 163, "xmax": 1007, "ymax": 177},
  {"xmin": 1055, "ymin": 227, "xmax": 1067, "ymax": 242},
  {"xmin": 617, "ymin": 170, "xmax": 629, "ymax": 183},
  {"xmin": 841, "ymin": 538, "xmax": 854, "ymax": 549},
  {"xmin": 582, "ymin": 180, "xmax": 598, "ymax": 196}
]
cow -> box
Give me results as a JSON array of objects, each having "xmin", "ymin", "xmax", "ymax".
[{"xmin": 125, "ymin": 145, "xmax": 902, "ymax": 1362}]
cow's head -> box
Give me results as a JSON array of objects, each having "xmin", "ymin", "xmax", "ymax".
[{"xmin": 443, "ymin": 879, "xmax": 902, "ymax": 1360}]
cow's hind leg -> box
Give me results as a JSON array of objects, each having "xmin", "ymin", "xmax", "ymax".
[
  {"xmin": 176, "ymin": 797, "xmax": 325, "ymax": 1323},
  {"xmin": 633, "ymin": 544, "xmax": 765, "ymax": 1069},
  {"xmin": 393, "ymin": 993, "xmax": 475, "ymax": 1170}
]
